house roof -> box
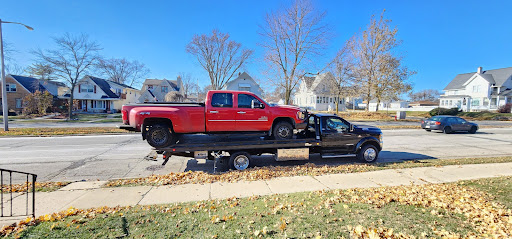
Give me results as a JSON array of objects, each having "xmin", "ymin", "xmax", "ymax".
[
  {"xmin": 409, "ymin": 100, "xmax": 438, "ymax": 106},
  {"xmin": 87, "ymin": 76, "xmax": 119, "ymax": 98},
  {"xmin": 107, "ymin": 80, "xmax": 137, "ymax": 90},
  {"xmin": 143, "ymin": 78, "xmax": 179, "ymax": 91},
  {"xmin": 444, "ymin": 67, "xmax": 512, "ymax": 90},
  {"xmin": 10, "ymin": 75, "xmax": 46, "ymax": 93},
  {"xmin": 499, "ymin": 89, "xmax": 512, "ymax": 96}
]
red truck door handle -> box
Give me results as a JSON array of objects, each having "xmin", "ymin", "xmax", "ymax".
[
  {"xmin": 209, "ymin": 111, "xmax": 219, "ymax": 113},
  {"xmin": 237, "ymin": 111, "xmax": 246, "ymax": 114}
]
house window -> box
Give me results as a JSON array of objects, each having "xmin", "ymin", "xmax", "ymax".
[
  {"xmin": 161, "ymin": 86, "xmax": 168, "ymax": 93},
  {"xmin": 471, "ymin": 99, "xmax": 480, "ymax": 106},
  {"xmin": 330, "ymin": 98, "xmax": 332, "ymax": 103},
  {"xmin": 316, "ymin": 96, "xmax": 320, "ymax": 103},
  {"xmin": 93, "ymin": 100, "xmax": 105, "ymax": 109},
  {"xmin": 472, "ymin": 85, "xmax": 481, "ymax": 93},
  {"xmin": 81, "ymin": 84, "xmax": 94, "ymax": 93},
  {"xmin": 147, "ymin": 85, "xmax": 153, "ymax": 90},
  {"xmin": 15, "ymin": 99, "xmax": 22, "ymax": 108},
  {"xmin": 449, "ymin": 100, "xmax": 452, "ymax": 106},
  {"xmin": 6, "ymin": 84, "xmax": 16, "ymax": 92}
]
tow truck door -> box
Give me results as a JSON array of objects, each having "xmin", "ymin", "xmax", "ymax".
[{"xmin": 320, "ymin": 116, "xmax": 359, "ymax": 153}]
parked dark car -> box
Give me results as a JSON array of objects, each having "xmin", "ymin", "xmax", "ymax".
[{"xmin": 421, "ymin": 115, "xmax": 478, "ymax": 134}]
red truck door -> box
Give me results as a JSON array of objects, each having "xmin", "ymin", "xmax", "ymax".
[
  {"xmin": 205, "ymin": 92, "xmax": 237, "ymax": 132},
  {"xmin": 235, "ymin": 93, "xmax": 270, "ymax": 131}
]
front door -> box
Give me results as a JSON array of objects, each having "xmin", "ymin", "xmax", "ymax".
[
  {"xmin": 321, "ymin": 116, "xmax": 359, "ymax": 153},
  {"xmin": 205, "ymin": 92, "xmax": 237, "ymax": 132},
  {"xmin": 235, "ymin": 93, "xmax": 269, "ymax": 131}
]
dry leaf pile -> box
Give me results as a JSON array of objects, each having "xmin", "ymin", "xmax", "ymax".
[
  {"xmin": 0, "ymin": 181, "xmax": 69, "ymax": 193},
  {"xmin": 105, "ymin": 163, "xmax": 375, "ymax": 187},
  {"xmin": 318, "ymin": 183, "xmax": 511, "ymax": 238}
]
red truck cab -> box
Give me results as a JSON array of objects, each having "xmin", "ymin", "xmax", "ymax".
[{"xmin": 121, "ymin": 90, "xmax": 306, "ymax": 148}]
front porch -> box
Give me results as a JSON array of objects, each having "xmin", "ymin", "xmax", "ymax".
[{"xmin": 77, "ymin": 100, "xmax": 115, "ymax": 113}]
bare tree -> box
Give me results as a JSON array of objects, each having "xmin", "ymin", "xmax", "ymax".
[
  {"xmin": 97, "ymin": 58, "xmax": 149, "ymax": 87},
  {"xmin": 26, "ymin": 63, "xmax": 54, "ymax": 80},
  {"xmin": 33, "ymin": 33, "xmax": 101, "ymax": 119},
  {"xmin": 409, "ymin": 89, "xmax": 441, "ymax": 102},
  {"xmin": 260, "ymin": 0, "xmax": 331, "ymax": 105},
  {"xmin": 372, "ymin": 54, "xmax": 414, "ymax": 110},
  {"xmin": 327, "ymin": 44, "xmax": 359, "ymax": 114},
  {"xmin": 177, "ymin": 72, "xmax": 200, "ymax": 99},
  {"xmin": 350, "ymin": 10, "xmax": 405, "ymax": 111},
  {"xmin": 186, "ymin": 30, "xmax": 253, "ymax": 90},
  {"xmin": 3, "ymin": 41, "xmax": 25, "ymax": 75}
]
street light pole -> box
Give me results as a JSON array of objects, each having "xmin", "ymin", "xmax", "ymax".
[{"xmin": 0, "ymin": 19, "xmax": 33, "ymax": 131}]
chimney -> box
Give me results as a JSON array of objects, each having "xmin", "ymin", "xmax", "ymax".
[
  {"xmin": 477, "ymin": 66, "xmax": 483, "ymax": 74},
  {"xmin": 238, "ymin": 72, "xmax": 241, "ymax": 76}
]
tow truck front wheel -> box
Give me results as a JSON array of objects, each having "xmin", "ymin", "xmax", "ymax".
[
  {"xmin": 229, "ymin": 152, "xmax": 252, "ymax": 170},
  {"xmin": 357, "ymin": 144, "xmax": 379, "ymax": 163},
  {"xmin": 146, "ymin": 124, "xmax": 174, "ymax": 148}
]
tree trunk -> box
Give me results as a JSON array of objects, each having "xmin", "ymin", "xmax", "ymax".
[
  {"xmin": 285, "ymin": 88, "xmax": 292, "ymax": 105},
  {"xmin": 68, "ymin": 85, "xmax": 74, "ymax": 120},
  {"xmin": 375, "ymin": 99, "xmax": 381, "ymax": 112}
]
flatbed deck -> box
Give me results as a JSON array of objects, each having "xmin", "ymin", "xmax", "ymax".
[{"xmin": 158, "ymin": 134, "xmax": 320, "ymax": 153}]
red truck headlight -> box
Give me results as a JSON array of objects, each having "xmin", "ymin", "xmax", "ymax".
[{"xmin": 297, "ymin": 111, "xmax": 305, "ymax": 120}]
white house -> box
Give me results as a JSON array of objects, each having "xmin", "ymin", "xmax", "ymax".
[
  {"xmin": 441, "ymin": 67, "xmax": 512, "ymax": 111},
  {"xmin": 223, "ymin": 72, "xmax": 263, "ymax": 96},
  {"xmin": 293, "ymin": 72, "xmax": 349, "ymax": 111},
  {"xmin": 368, "ymin": 100, "xmax": 409, "ymax": 112},
  {"xmin": 73, "ymin": 76, "xmax": 137, "ymax": 113},
  {"xmin": 138, "ymin": 77, "xmax": 183, "ymax": 103}
]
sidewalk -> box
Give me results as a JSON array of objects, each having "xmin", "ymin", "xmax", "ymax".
[{"xmin": 2, "ymin": 162, "xmax": 512, "ymax": 226}]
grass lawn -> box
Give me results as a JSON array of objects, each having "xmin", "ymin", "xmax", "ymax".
[
  {"xmin": 0, "ymin": 127, "xmax": 131, "ymax": 136},
  {"xmin": 6, "ymin": 176, "xmax": 512, "ymax": 238}
]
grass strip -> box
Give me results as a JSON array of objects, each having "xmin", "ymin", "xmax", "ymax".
[
  {"xmin": 5, "ymin": 177, "xmax": 512, "ymax": 238},
  {"xmin": 105, "ymin": 156, "xmax": 512, "ymax": 188},
  {"xmin": 0, "ymin": 127, "xmax": 132, "ymax": 136}
]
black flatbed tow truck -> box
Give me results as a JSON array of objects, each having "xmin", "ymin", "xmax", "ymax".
[{"xmin": 152, "ymin": 113, "xmax": 383, "ymax": 170}]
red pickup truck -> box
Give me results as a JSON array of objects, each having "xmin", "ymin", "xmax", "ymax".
[{"xmin": 120, "ymin": 90, "xmax": 306, "ymax": 148}]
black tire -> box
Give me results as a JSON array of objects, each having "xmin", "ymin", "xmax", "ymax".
[
  {"xmin": 357, "ymin": 144, "xmax": 379, "ymax": 163},
  {"xmin": 443, "ymin": 126, "xmax": 452, "ymax": 134},
  {"xmin": 272, "ymin": 121, "xmax": 293, "ymax": 140},
  {"xmin": 229, "ymin": 152, "xmax": 251, "ymax": 170},
  {"xmin": 469, "ymin": 126, "xmax": 477, "ymax": 134},
  {"xmin": 146, "ymin": 124, "xmax": 174, "ymax": 148}
]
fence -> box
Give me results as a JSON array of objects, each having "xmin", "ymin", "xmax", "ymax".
[{"xmin": 0, "ymin": 168, "xmax": 37, "ymax": 218}]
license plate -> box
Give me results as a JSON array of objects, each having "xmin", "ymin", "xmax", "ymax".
[{"xmin": 425, "ymin": 125, "xmax": 430, "ymax": 128}]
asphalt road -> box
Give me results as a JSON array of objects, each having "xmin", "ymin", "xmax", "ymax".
[{"xmin": 1, "ymin": 128, "xmax": 511, "ymax": 183}]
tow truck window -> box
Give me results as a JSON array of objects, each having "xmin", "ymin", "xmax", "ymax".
[
  {"xmin": 324, "ymin": 117, "xmax": 348, "ymax": 132},
  {"xmin": 211, "ymin": 93, "xmax": 233, "ymax": 107},
  {"xmin": 238, "ymin": 94, "xmax": 262, "ymax": 108}
]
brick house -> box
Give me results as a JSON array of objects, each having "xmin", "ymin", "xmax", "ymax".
[{"xmin": 0, "ymin": 75, "xmax": 67, "ymax": 114}]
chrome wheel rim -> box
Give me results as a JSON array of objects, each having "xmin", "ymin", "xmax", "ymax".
[
  {"xmin": 363, "ymin": 148, "xmax": 377, "ymax": 162},
  {"xmin": 277, "ymin": 126, "xmax": 290, "ymax": 138},
  {"xmin": 234, "ymin": 155, "xmax": 249, "ymax": 170}
]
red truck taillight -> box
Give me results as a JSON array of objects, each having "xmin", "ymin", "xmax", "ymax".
[{"xmin": 122, "ymin": 110, "xmax": 128, "ymax": 125}]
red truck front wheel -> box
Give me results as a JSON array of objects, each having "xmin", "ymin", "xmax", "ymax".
[{"xmin": 146, "ymin": 124, "xmax": 174, "ymax": 148}]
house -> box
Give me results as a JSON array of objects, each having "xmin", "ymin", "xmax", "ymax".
[
  {"xmin": 137, "ymin": 77, "xmax": 182, "ymax": 103},
  {"xmin": 441, "ymin": 66, "xmax": 512, "ymax": 111},
  {"xmin": 0, "ymin": 74, "xmax": 68, "ymax": 114},
  {"xmin": 293, "ymin": 72, "xmax": 348, "ymax": 111},
  {"xmin": 73, "ymin": 76, "xmax": 137, "ymax": 113},
  {"xmin": 368, "ymin": 100, "xmax": 409, "ymax": 112},
  {"xmin": 223, "ymin": 72, "xmax": 263, "ymax": 96}
]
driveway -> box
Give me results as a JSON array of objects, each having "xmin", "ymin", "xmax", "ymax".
[{"xmin": 0, "ymin": 128, "xmax": 511, "ymax": 183}]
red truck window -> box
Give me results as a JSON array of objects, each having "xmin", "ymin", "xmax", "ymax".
[
  {"xmin": 238, "ymin": 94, "xmax": 263, "ymax": 108},
  {"xmin": 211, "ymin": 93, "xmax": 233, "ymax": 107}
]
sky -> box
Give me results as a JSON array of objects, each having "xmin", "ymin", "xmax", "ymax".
[{"xmin": 1, "ymin": 0, "xmax": 512, "ymax": 95}]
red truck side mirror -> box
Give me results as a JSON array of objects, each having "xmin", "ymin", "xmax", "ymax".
[{"xmin": 251, "ymin": 100, "xmax": 265, "ymax": 109}]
